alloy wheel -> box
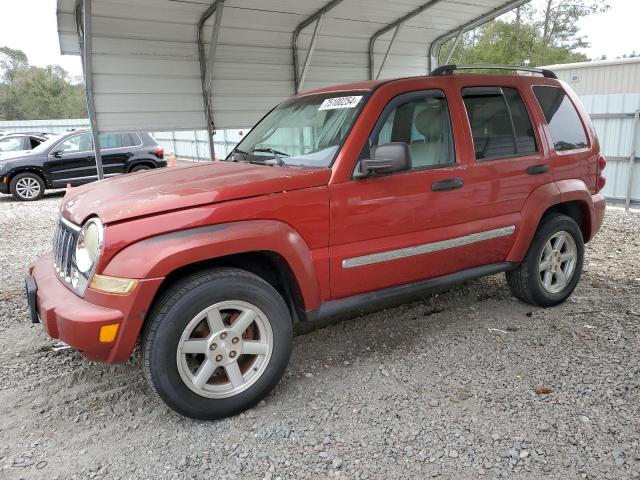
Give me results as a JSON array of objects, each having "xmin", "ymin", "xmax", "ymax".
[
  {"xmin": 15, "ymin": 177, "xmax": 41, "ymax": 199},
  {"xmin": 538, "ymin": 231, "xmax": 577, "ymax": 294},
  {"xmin": 176, "ymin": 300, "xmax": 273, "ymax": 399}
]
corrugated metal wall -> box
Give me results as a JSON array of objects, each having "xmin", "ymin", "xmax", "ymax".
[
  {"xmin": 581, "ymin": 94, "xmax": 640, "ymax": 202},
  {"xmin": 551, "ymin": 59, "xmax": 640, "ymax": 96}
]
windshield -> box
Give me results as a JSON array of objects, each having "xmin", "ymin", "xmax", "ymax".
[
  {"xmin": 228, "ymin": 91, "xmax": 367, "ymax": 168},
  {"xmin": 31, "ymin": 135, "xmax": 62, "ymax": 154}
]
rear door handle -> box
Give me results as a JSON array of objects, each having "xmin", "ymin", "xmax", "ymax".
[
  {"xmin": 527, "ymin": 164, "xmax": 549, "ymax": 175},
  {"xmin": 431, "ymin": 177, "xmax": 464, "ymax": 192}
]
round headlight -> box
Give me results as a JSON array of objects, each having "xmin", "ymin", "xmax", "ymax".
[{"xmin": 75, "ymin": 218, "xmax": 103, "ymax": 274}]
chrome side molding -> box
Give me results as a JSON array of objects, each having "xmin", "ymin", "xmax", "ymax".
[{"xmin": 342, "ymin": 225, "xmax": 516, "ymax": 269}]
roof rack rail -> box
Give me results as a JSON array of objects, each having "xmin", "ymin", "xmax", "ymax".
[{"xmin": 431, "ymin": 64, "xmax": 558, "ymax": 79}]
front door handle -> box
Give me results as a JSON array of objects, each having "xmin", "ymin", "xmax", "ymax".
[
  {"xmin": 431, "ymin": 177, "xmax": 464, "ymax": 192},
  {"xmin": 527, "ymin": 164, "xmax": 550, "ymax": 175}
]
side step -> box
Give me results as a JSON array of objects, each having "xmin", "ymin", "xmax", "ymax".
[{"xmin": 298, "ymin": 262, "xmax": 514, "ymax": 332}]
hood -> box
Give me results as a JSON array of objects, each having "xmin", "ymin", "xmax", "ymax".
[{"xmin": 62, "ymin": 161, "xmax": 332, "ymax": 224}]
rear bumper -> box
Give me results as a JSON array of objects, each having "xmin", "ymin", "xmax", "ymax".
[
  {"xmin": 0, "ymin": 177, "xmax": 9, "ymax": 194},
  {"xmin": 591, "ymin": 193, "xmax": 606, "ymax": 240},
  {"xmin": 28, "ymin": 253, "xmax": 163, "ymax": 363}
]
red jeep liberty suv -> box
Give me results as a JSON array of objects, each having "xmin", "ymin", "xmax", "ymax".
[{"xmin": 26, "ymin": 65, "xmax": 606, "ymax": 419}]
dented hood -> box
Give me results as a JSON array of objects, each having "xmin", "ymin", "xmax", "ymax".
[{"xmin": 61, "ymin": 161, "xmax": 331, "ymax": 225}]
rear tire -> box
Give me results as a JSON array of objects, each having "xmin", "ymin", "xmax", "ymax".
[
  {"xmin": 10, "ymin": 172, "xmax": 45, "ymax": 201},
  {"xmin": 506, "ymin": 214, "xmax": 584, "ymax": 307},
  {"xmin": 142, "ymin": 268, "xmax": 293, "ymax": 420},
  {"xmin": 131, "ymin": 165, "xmax": 152, "ymax": 172}
]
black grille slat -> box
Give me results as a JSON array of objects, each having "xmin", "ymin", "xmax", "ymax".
[{"xmin": 52, "ymin": 218, "xmax": 80, "ymax": 287}]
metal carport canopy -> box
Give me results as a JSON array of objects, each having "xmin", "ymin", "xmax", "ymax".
[{"xmin": 57, "ymin": 0, "xmax": 530, "ymax": 135}]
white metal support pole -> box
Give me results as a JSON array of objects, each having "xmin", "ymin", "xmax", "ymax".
[
  {"xmin": 376, "ymin": 23, "xmax": 403, "ymax": 80},
  {"xmin": 198, "ymin": 0, "xmax": 225, "ymax": 161},
  {"xmin": 80, "ymin": 0, "xmax": 104, "ymax": 180},
  {"xmin": 625, "ymin": 109, "xmax": 640, "ymax": 211}
]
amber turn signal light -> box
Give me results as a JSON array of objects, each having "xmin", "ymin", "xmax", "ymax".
[
  {"xmin": 99, "ymin": 324, "xmax": 119, "ymax": 343},
  {"xmin": 90, "ymin": 274, "xmax": 138, "ymax": 295}
]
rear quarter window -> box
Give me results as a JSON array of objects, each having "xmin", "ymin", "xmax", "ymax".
[{"xmin": 533, "ymin": 86, "xmax": 588, "ymax": 152}]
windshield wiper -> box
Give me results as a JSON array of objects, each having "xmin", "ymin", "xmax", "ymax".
[
  {"xmin": 246, "ymin": 157, "xmax": 286, "ymax": 167},
  {"xmin": 252, "ymin": 148, "xmax": 290, "ymax": 157}
]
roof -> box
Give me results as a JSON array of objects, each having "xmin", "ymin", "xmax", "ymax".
[{"xmin": 57, "ymin": 0, "xmax": 531, "ymax": 133}]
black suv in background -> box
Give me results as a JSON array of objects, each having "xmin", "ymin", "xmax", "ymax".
[{"xmin": 0, "ymin": 129, "xmax": 166, "ymax": 201}]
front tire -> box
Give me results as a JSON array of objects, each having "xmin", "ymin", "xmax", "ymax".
[
  {"xmin": 10, "ymin": 172, "xmax": 45, "ymax": 201},
  {"xmin": 506, "ymin": 214, "xmax": 584, "ymax": 307},
  {"xmin": 142, "ymin": 268, "xmax": 293, "ymax": 419}
]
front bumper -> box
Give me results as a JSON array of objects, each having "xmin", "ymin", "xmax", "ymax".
[{"xmin": 28, "ymin": 253, "xmax": 163, "ymax": 363}]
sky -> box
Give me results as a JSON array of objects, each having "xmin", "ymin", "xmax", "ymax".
[{"xmin": 0, "ymin": 0, "xmax": 638, "ymax": 78}]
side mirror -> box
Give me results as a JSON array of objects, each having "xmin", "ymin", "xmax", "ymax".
[{"xmin": 354, "ymin": 143, "xmax": 412, "ymax": 179}]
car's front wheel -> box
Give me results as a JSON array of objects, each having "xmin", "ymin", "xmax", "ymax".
[
  {"xmin": 142, "ymin": 268, "xmax": 293, "ymax": 419},
  {"xmin": 10, "ymin": 172, "xmax": 45, "ymax": 201},
  {"xmin": 506, "ymin": 213, "xmax": 584, "ymax": 307}
]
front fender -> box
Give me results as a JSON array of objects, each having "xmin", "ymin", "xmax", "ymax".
[{"xmin": 102, "ymin": 220, "xmax": 322, "ymax": 310}]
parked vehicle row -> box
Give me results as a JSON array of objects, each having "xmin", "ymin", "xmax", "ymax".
[
  {"xmin": 0, "ymin": 129, "xmax": 166, "ymax": 201},
  {"xmin": 26, "ymin": 66, "xmax": 606, "ymax": 419}
]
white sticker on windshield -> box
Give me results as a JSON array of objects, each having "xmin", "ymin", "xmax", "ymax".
[{"xmin": 319, "ymin": 95, "xmax": 363, "ymax": 111}]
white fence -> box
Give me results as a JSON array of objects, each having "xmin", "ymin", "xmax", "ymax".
[
  {"xmin": 0, "ymin": 118, "xmax": 89, "ymax": 134},
  {"xmin": 1, "ymin": 99, "xmax": 638, "ymax": 206},
  {"xmin": 152, "ymin": 129, "xmax": 247, "ymax": 161}
]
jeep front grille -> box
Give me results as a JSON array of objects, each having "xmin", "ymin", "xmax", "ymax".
[{"xmin": 53, "ymin": 217, "xmax": 80, "ymax": 287}]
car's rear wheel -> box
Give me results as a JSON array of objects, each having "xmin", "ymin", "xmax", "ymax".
[
  {"xmin": 142, "ymin": 268, "xmax": 292, "ymax": 419},
  {"xmin": 131, "ymin": 164, "xmax": 152, "ymax": 172},
  {"xmin": 10, "ymin": 172, "xmax": 45, "ymax": 201},
  {"xmin": 506, "ymin": 213, "xmax": 584, "ymax": 307}
]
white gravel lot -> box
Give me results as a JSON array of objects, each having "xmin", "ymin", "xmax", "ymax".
[{"xmin": 0, "ymin": 192, "xmax": 639, "ymax": 480}]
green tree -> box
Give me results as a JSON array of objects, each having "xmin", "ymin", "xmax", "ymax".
[
  {"xmin": 0, "ymin": 47, "xmax": 87, "ymax": 120},
  {"xmin": 440, "ymin": 0, "xmax": 610, "ymax": 67}
]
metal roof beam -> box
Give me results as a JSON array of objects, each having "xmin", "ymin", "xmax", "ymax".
[
  {"xmin": 292, "ymin": 0, "xmax": 345, "ymax": 94},
  {"xmin": 368, "ymin": 0, "xmax": 446, "ymax": 80},
  {"xmin": 428, "ymin": 0, "xmax": 532, "ymax": 71},
  {"xmin": 75, "ymin": 0, "xmax": 104, "ymax": 180},
  {"xmin": 375, "ymin": 23, "xmax": 403, "ymax": 80},
  {"xmin": 443, "ymin": 28, "xmax": 463, "ymax": 65},
  {"xmin": 197, "ymin": 0, "xmax": 225, "ymax": 160}
]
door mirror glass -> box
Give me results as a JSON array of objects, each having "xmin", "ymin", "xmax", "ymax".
[{"xmin": 354, "ymin": 142, "xmax": 412, "ymax": 179}]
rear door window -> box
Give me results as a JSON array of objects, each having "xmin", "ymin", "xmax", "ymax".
[
  {"xmin": 462, "ymin": 87, "xmax": 537, "ymax": 161},
  {"xmin": 533, "ymin": 86, "xmax": 588, "ymax": 152}
]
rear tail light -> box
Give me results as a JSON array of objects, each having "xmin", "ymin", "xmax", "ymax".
[
  {"xmin": 152, "ymin": 146, "xmax": 164, "ymax": 159},
  {"xmin": 596, "ymin": 154, "xmax": 606, "ymax": 192}
]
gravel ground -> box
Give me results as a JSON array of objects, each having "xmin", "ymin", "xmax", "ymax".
[{"xmin": 1, "ymin": 193, "xmax": 639, "ymax": 480}]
